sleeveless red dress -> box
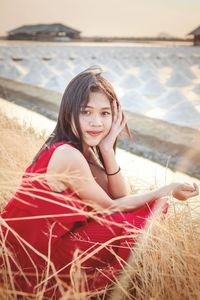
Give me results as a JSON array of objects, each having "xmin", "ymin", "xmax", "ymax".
[{"xmin": 0, "ymin": 141, "xmax": 167, "ymax": 298}]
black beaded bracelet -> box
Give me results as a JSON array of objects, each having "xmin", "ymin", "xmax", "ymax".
[{"xmin": 105, "ymin": 166, "xmax": 121, "ymax": 176}]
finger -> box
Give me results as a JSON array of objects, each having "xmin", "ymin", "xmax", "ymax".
[
  {"xmin": 112, "ymin": 101, "xmax": 118, "ymax": 123},
  {"xmin": 113, "ymin": 102, "xmax": 123, "ymax": 126},
  {"xmin": 182, "ymin": 185, "xmax": 199, "ymax": 198},
  {"xmin": 193, "ymin": 182, "xmax": 199, "ymax": 193},
  {"xmin": 120, "ymin": 112, "xmax": 127, "ymax": 129},
  {"xmin": 116, "ymin": 104, "xmax": 123, "ymax": 125},
  {"xmin": 182, "ymin": 184, "xmax": 196, "ymax": 192},
  {"xmin": 186, "ymin": 190, "xmax": 199, "ymax": 198}
]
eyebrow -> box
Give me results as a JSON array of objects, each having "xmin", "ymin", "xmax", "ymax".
[{"xmin": 82, "ymin": 105, "xmax": 111, "ymax": 110}]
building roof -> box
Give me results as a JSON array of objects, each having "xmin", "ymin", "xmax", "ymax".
[
  {"xmin": 8, "ymin": 23, "xmax": 81, "ymax": 35},
  {"xmin": 188, "ymin": 25, "xmax": 200, "ymax": 36}
]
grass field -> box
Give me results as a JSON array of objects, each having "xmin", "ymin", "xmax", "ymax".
[{"xmin": 0, "ymin": 111, "xmax": 200, "ymax": 300}]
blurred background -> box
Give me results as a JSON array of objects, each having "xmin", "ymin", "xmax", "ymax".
[
  {"xmin": 0, "ymin": 0, "xmax": 200, "ymax": 179},
  {"xmin": 0, "ymin": 0, "xmax": 200, "ymax": 126}
]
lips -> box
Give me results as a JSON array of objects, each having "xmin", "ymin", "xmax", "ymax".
[{"xmin": 86, "ymin": 131, "xmax": 103, "ymax": 137}]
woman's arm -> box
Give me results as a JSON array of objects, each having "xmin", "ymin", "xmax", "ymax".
[
  {"xmin": 100, "ymin": 148, "xmax": 130, "ymax": 198},
  {"xmin": 46, "ymin": 145, "xmax": 199, "ymax": 212},
  {"xmin": 113, "ymin": 182, "xmax": 199, "ymax": 211},
  {"xmin": 98, "ymin": 101, "xmax": 130, "ymax": 198}
]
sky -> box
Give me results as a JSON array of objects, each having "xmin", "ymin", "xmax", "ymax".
[{"xmin": 0, "ymin": 0, "xmax": 200, "ymax": 38}]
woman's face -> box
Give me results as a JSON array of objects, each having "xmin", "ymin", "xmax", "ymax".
[{"xmin": 79, "ymin": 92, "xmax": 113, "ymax": 151}]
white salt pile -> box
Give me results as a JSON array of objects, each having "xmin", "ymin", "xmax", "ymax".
[
  {"xmin": 164, "ymin": 100, "xmax": 200, "ymax": 126},
  {"xmin": 119, "ymin": 73, "xmax": 142, "ymax": 89},
  {"xmin": 193, "ymin": 83, "xmax": 200, "ymax": 94},
  {"xmin": 0, "ymin": 43, "xmax": 200, "ymax": 128},
  {"xmin": 120, "ymin": 90, "xmax": 152, "ymax": 113},
  {"xmin": 138, "ymin": 69, "xmax": 156, "ymax": 82},
  {"xmin": 139, "ymin": 78, "xmax": 165, "ymax": 98},
  {"xmin": 155, "ymin": 90, "xmax": 188, "ymax": 109},
  {"xmin": 166, "ymin": 71, "xmax": 191, "ymax": 87}
]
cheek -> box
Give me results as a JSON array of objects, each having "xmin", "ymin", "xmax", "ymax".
[
  {"xmin": 105, "ymin": 117, "xmax": 112, "ymax": 131},
  {"xmin": 78, "ymin": 116, "xmax": 85, "ymax": 131}
]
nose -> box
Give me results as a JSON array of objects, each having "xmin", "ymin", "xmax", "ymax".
[{"xmin": 89, "ymin": 114, "xmax": 102, "ymax": 126}]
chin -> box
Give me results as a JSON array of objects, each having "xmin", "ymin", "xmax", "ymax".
[
  {"xmin": 88, "ymin": 141, "xmax": 100, "ymax": 147},
  {"xmin": 85, "ymin": 138, "xmax": 101, "ymax": 147}
]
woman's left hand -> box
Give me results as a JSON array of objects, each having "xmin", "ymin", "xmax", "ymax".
[
  {"xmin": 99, "ymin": 101, "xmax": 127, "ymax": 154},
  {"xmin": 172, "ymin": 182, "xmax": 199, "ymax": 200}
]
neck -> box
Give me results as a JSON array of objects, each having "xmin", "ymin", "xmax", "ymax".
[{"xmin": 83, "ymin": 144, "xmax": 90, "ymax": 160}]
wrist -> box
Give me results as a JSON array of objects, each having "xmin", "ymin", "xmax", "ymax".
[
  {"xmin": 105, "ymin": 166, "xmax": 121, "ymax": 176},
  {"xmin": 156, "ymin": 184, "xmax": 173, "ymax": 198},
  {"xmin": 100, "ymin": 147, "xmax": 115, "ymax": 158}
]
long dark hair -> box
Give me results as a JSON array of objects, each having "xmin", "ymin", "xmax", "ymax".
[{"xmin": 33, "ymin": 66, "xmax": 131, "ymax": 167}]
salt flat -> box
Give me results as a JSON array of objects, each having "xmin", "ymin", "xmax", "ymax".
[{"xmin": 0, "ymin": 41, "xmax": 200, "ymax": 128}]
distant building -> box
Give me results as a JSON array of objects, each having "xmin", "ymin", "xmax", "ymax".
[
  {"xmin": 188, "ymin": 25, "xmax": 200, "ymax": 46},
  {"xmin": 8, "ymin": 23, "xmax": 81, "ymax": 41}
]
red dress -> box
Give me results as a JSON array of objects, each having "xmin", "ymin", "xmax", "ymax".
[{"xmin": 0, "ymin": 141, "xmax": 167, "ymax": 298}]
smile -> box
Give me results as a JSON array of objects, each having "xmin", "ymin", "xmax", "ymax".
[{"xmin": 86, "ymin": 131, "xmax": 103, "ymax": 137}]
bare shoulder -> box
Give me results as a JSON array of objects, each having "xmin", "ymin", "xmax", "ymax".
[
  {"xmin": 46, "ymin": 144, "xmax": 113, "ymax": 209},
  {"xmin": 47, "ymin": 143, "xmax": 87, "ymax": 173}
]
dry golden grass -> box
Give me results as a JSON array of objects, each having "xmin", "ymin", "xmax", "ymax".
[
  {"xmin": 0, "ymin": 111, "xmax": 44, "ymax": 209},
  {"xmin": 109, "ymin": 206, "xmax": 200, "ymax": 300},
  {"xmin": 0, "ymin": 110, "xmax": 200, "ymax": 300}
]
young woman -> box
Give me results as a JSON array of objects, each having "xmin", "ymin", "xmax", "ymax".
[{"xmin": 0, "ymin": 67, "xmax": 199, "ymax": 298}]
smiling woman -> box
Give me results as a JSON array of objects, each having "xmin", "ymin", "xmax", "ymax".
[
  {"xmin": 79, "ymin": 92, "xmax": 113, "ymax": 152},
  {"xmin": 0, "ymin": 66, "xmax": 199, "ymax": 298}
]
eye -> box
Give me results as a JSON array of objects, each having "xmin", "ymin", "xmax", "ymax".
[
  {"xmin": 80, "ymin": 110, "xmax": 90, "ymax": 115},
  {"xmin": 101, "ymin": 111, "xmax": 111, "ymax": 117}
]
